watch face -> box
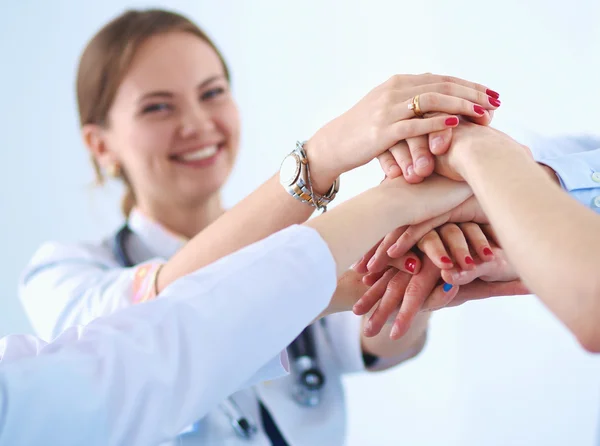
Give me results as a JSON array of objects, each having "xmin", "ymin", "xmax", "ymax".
[{"xmin": 280, "ymin": 154, "xmax": 301, "ymax": 186}]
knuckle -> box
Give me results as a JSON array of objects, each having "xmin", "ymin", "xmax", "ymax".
[
  {"xmin": 404, "ymin": 282, "xmax": 424, "ymax": 299},
  {"xmin": 440, "ymin": 75, "xmax": 457, "ymax": 84},
  {"xmin": 477, "ymin": 90, "xmax": 488, "ymax": 104},
  {"xmin": 420, "ymin": 230, "xmax": 439, "ymax": 244},
  {"xmin": 408, "ymin": 141, "xmax": 429, "ymax": 156},
  {"xmin": 440, "ymin": 223, "xmax": 461, "ymax": 237},
  {"xmin": 459, "ymin": 222, "xmax": 479, "ymax": 232},
  {"xmin": 439, "ymin": 82, "xmax": 454, "ymax": 96}
]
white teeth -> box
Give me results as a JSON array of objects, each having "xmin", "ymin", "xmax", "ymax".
[{"xmin": 178, "ymin": 145, "xmax": 218, "ymax": 161}]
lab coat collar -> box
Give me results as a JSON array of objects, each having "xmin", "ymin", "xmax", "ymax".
[{"xmin": 127, "ymin": 208, "xmax": 188, "ymax": 259}]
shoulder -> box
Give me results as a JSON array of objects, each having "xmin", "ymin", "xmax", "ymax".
[{"xmin": 22, "ymin": 234, "xmax": 119, "ymax": 282}]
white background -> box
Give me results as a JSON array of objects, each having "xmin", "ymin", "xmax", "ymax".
[{"xmin": 1, "ymin": 1, "xmax": 600, "ymax": 445}]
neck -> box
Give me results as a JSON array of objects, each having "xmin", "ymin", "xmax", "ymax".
[{"xmin": 137, "ymin": 193, "xmax": 225, "ymax": 239}]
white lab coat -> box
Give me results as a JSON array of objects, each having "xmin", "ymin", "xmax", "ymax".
[
  {"xmin": 1, "ymin": 225, "xmax": 337, "ymax": 446},
  {"xmin": 19, "ymin": 211, "xmax": 369, "ymax": 445}
]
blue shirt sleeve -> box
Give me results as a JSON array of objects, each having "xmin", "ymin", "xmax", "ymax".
[{"xmin": 533, "ymin": 136, "xmax": 600, "ymax": 213}]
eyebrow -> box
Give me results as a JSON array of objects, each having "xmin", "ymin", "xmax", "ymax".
[{"xmin": 138, "ymin": 75, "xmax": 226, "ymax": 103}]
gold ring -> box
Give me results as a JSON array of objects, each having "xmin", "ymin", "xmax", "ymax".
[{"xmin": 408, "ymin": 95, "xmax": 424, "ymax": 118}]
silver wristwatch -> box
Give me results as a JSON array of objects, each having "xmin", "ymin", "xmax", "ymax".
[{"xmin": 279, "ymin": 141, "xmax": 340, "ymax": 211}]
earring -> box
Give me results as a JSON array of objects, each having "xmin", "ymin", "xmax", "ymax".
[{"xmin": 106, "ymin": 163, "xmax": 122, "ymax": 178}]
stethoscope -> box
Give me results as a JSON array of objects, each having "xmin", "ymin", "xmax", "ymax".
[{"xmin": 113, "ymin": 224, "xmax": 326, "ymax": 439}]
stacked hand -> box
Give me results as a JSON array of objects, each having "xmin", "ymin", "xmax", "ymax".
[{"xmin": 348, "ymin": 112, "xmax": 533, "ymax": 339}]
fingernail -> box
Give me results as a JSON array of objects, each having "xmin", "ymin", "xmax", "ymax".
[
  {"xmin": 483, "ymin": 247, "xmax": 493, "ymax": 257},
  {"xmin": 387, "ymin": 243, "xmax": 398, "ymax": 256},
  {"xmin": 404, "ymin": 258, "xmax": 416, "ymax": 273},
  {"xmin": 443, "ymin": 283, "xmax": 453, "ymax": 292},
  {"xmin": 364, "ymin": 320, "xmax": 372, "ymax": 334},
  {"xmin": 407, "ymin": 165, "xmax": 415, "ymax": 176},
  {"xmin": 445, "ymin": 117, "xmax": 459, "ymax": 126},
  {"xmin": 489, "ymin": 97, "xmax": 501, "ymax": 107},
  {"xmin": 390, "ymin": 325, "xmax": 399, "ymax": 339},
  {"xmin": 367, "ymin": 257, "xmax": 376, "ymax": 270},
  {"xmin": 389, "ymin": 165, "xmax": 401, "ymax": 177},
  {"xmin": 486, "ymin": 88, "xmax": 500, "ymax": 99},
  {"xmin": 465, "ymin": 256, "xmax": 475, "ymax": 265},
  {"xmin": 451, "ymin": 272, "xmax": 461, "ymax": 281},
  {"xmin": 430, "ymin": 136, "xmax": 444, "ymax": 152},
  {"xmin": 415, "ymin": 157, "xmax": 430, "ymax": 170},
  {"xmin": 441, "ymin": 256, "xmax": 453, "ymax": 264},
  {"xmin": 473, "ymin": 105, "xmax": 485, "ymax": 115}
]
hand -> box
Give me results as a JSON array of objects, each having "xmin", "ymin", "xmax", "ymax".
[
  {"xmin": 377, "ymin": 174, "xmax": 473, "ymax": 229},
  {"xmin": 378, "ymin": 108, "xmax": 497, "ymax": 183},
  {"xmin": 357, "ymin": 196, "xmax": 489, "ymax": 273},
  {"xmin": 305, "ymin": 74, "xmax": 500, "ymax": 192},
  {"xmin": 434, "ymin": 122, "xmax": 532, "ymax": 182},
  {"xmin": 354, "ymin": 249, "xmax": 527, "ymax": 340}
]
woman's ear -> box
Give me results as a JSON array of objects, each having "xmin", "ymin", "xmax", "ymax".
[{"xmin": 82, "ymin": 123, "xmax": 119, "ymax": 170}]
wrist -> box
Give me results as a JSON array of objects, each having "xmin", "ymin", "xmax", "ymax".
[
  {"xmin": 538, "ymin": 163, "xmax": 561, "ymax": 185},
  {"xmin": 304, "ymin": 135, "xmax": 341, "ymax": 195}
]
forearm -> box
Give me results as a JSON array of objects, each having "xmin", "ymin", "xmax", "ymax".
[
  {"xmin": 361, "ymin": 312, "xmax": 429, "ymax": 364},
  {"xmin": 461, "ymin": 146, "xmax": 600, "ymax": 350},
  {"xmin": 159, "ymin": 174, "xmax": 315, "ymax": 290}
]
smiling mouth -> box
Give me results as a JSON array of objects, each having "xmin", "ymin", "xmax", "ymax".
[{"xmin": 171, "ymin": 145, "xmax": 220, "ymax": 162}]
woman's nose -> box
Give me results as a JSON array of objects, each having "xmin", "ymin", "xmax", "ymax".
[{"xmin": 179, "ymin": 105, "xmax": 217, "ymax": 138}]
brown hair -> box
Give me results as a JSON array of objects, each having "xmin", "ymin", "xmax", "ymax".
[{"xmin": 76, "ymin": 8, "xmax": 231, "ymax": 217}]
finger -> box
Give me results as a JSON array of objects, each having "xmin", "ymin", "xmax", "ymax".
[
  {"xmin": 416, "ymin": 230, "xmax": 454, "ymax": 270},
  {"xmin": 386, "ymin": 252, "xmax": 422, "ymax": 275},
  {"xmin": 396, "ymin": 92, "xmax": 497, "ymax": 122},
  {"xmin": 439, "ymin": 223, "xmax": 475, "ymax": 270},
  {"xmin": 443, "ymin": 279, "xmax": 529, "ymax": 308},
  {"xmin": 389, "ymin": 114, "xmax": 459, "ymax": 142},
  {"xmin": 440, "ymin": 245, "xmax": 518, "ymax": 284},
  {"xmin": 429, "ymin": 128, "xmax": 453, "ymax": 155},
  {"xmin": 481, "ymin": 224, "xmax": 501, "ymax": 247},
  {"xmin": 363, "ymin": 270, "xmax": 386, "ymax": 287},
  {"xmin": 420, "ymin": 281, "xmax": 461, "ymax": 312},
  {"xmin": 354, "ymin": 268, "xmax": 398, "ymax": 316},
  {"xmin": 365, "ymin": 270, "xmax": 412, "ymax": 337},
  {"xmin": 377, "ymin": 151, "xmax": 402, "ymax": 178},
  {"xmin": 406, "ymin": 135, "xmax": 434, "ymax": 177},
  {"xmin": 387, "ymin": 213, "xmax": 450, "ymax": 258},
  {"xmin": 466, "ymin": 108, "xmax": 494, "ymax": 126},
  {"xmin": 389, "ymin": 141, "xmax": 423, "ymax": 183},
  {"xmin": 405, "ymin": 74, "xmax": 500, "ymax": 100},
  {"xmin": 353, "ymin": 242, "xmax": 380, "ymax": 274},
  {"xmin": 367, "ymin": 226, "xmax": 408, "ymax": 273},
  {"xmin": 389, "ymin": 257, "xmax": 440, "ymax": 340},
  {"xmin": 459, "ymin": 222, "xmax": 494, "ymax": 262}
]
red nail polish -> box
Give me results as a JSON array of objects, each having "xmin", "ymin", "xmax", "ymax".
[
  {"xmin": 441, "ymin": 256, "xmax": 453, "ymax": 264},
  {"xmin": 405, "ymin": 258, "xmax": 416, "ymax": 273},
  {"xmin": 473, "ymin": 105, "xmax": 485, "ymax": 115},
  {"xmin": 445, "ymin": 117, "xmax": 459, "ymax": 126},
  {"xmin": 483, "ymin": 248, "xmax": 493, "ymax": 256},
  {"xmin": 465, "ymin": 256, "xmax": 475, "ymax": 265},
  {"xmin": 489, "ymin": 97, "xmax": 501, "ymax": 107},
  {"xmin": 486, "ymin": 89, "xmax": 500, "ymax": 99}
]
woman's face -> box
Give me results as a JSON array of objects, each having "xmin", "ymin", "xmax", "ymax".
[{"xmin": 98, "ymin": 31, "xmax": 240, "ymax": 209}]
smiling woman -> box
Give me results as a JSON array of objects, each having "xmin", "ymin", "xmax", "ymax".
[{"xmin": 77, "ymin": 18, "xmax": 239, "ymax": 231}]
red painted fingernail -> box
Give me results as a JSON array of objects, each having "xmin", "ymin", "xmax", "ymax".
[
  {"xmin": 489, "ymin": 97, "xmax": 501, "ymax": 107},
  {"xmin": 473, "ymin": 105, "xmax": 485, "ymax": 115},
  {"xmin": 486, "ymin": 89, "xmax": 500, "ymax": 99},
  {"xmin": 441, "ymin": 256, "xmax": 453, "ymax": 264},
  {"xmin": 445, "ymin": 117, "xmax": 459, "ymax": 126},
  {"xmin": 405, "ymin": 258, "xmax": 416, "ymax": 273},
  {"xmin": 483, "ymin": 248, "xmax": 493, "ymax": 256},
  {"xmin": 465, "ymin": 256, "xmax": 475, "ymax": 265}
]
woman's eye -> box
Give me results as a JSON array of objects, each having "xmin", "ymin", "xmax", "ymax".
[
  {"xmin": 142, "ymin": 103, "xmax": 171, "ymax": 114},
  {"xmin": 201, "ymin": 87, "xmax": 225, "ymax": 101}
]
